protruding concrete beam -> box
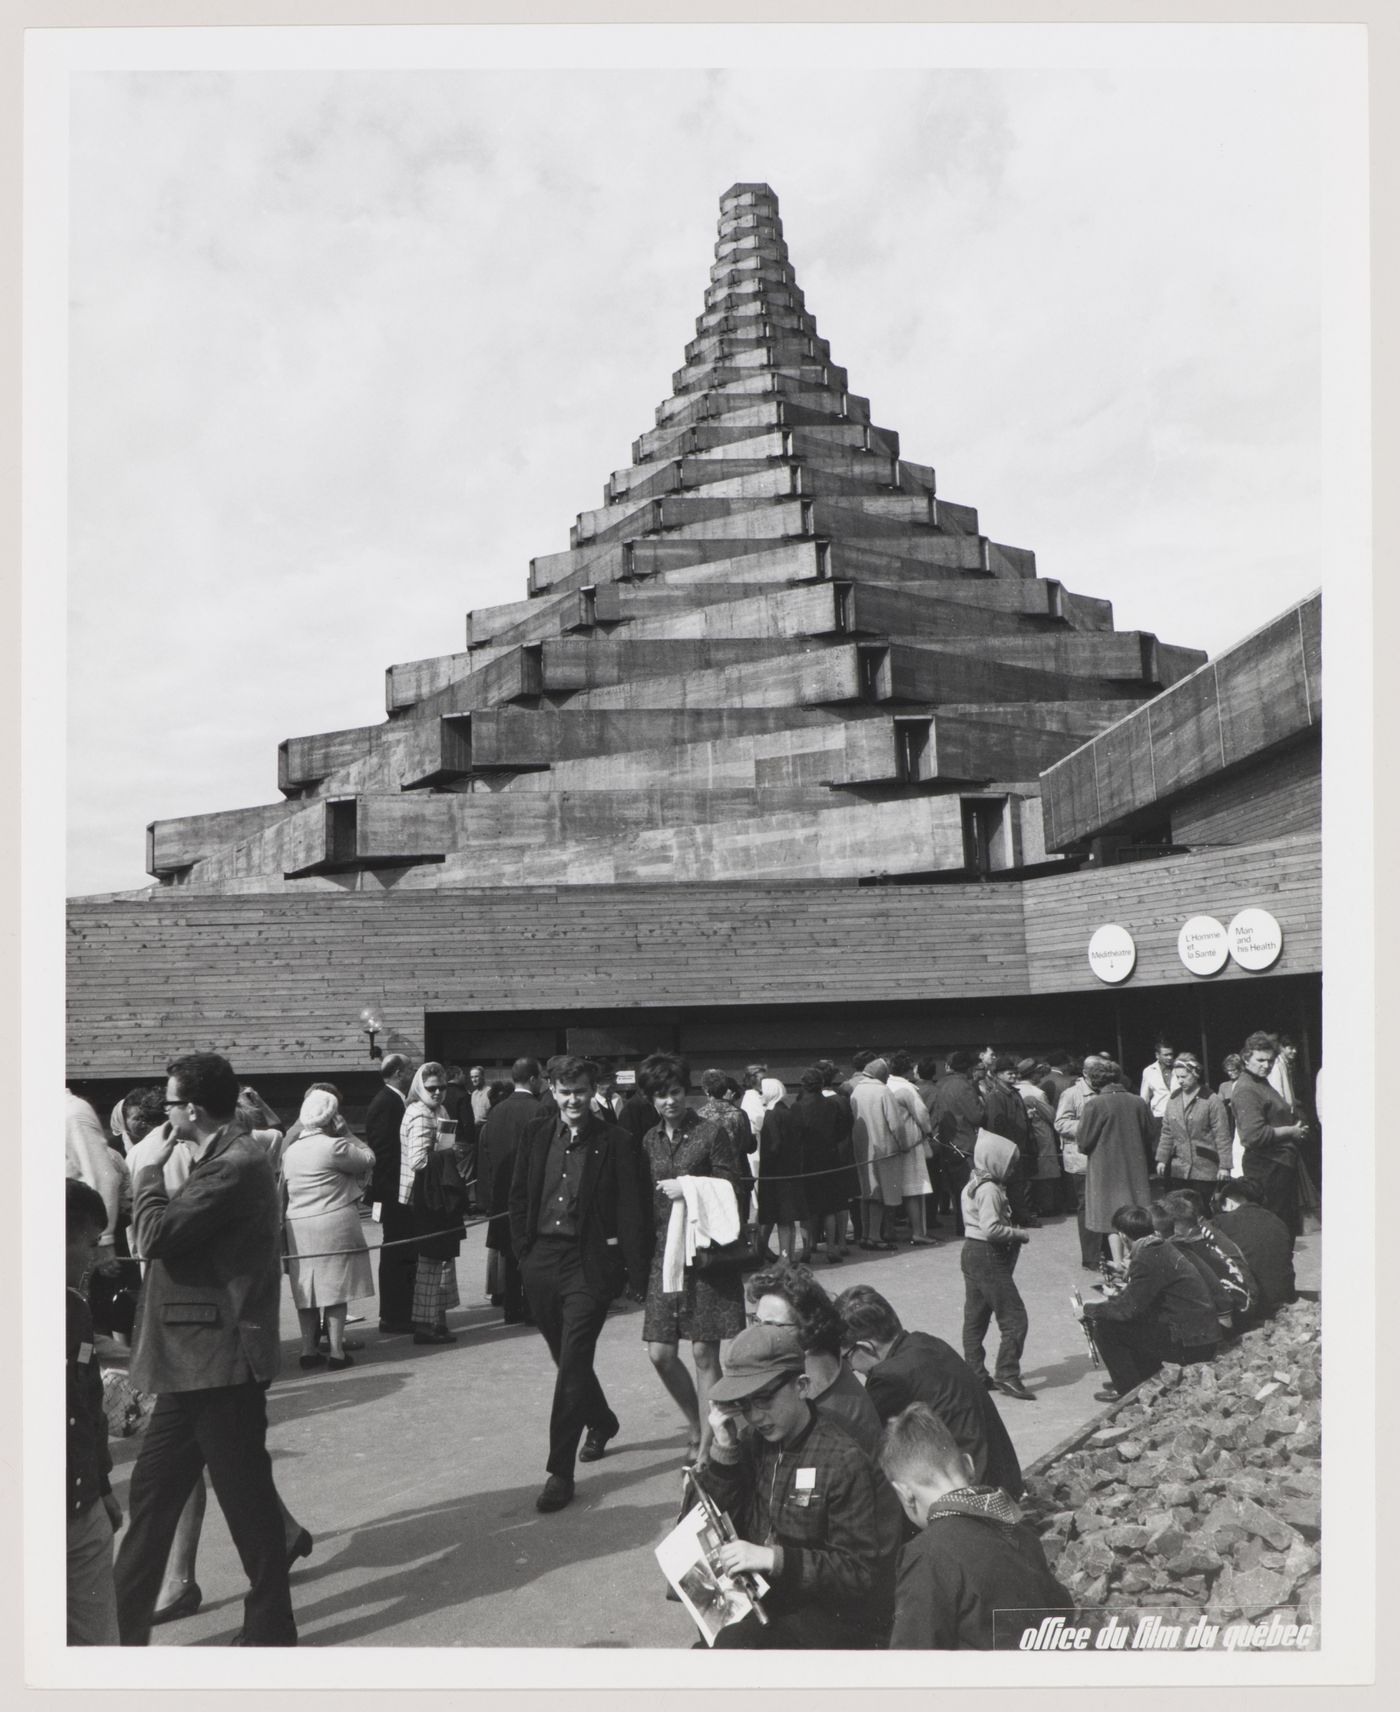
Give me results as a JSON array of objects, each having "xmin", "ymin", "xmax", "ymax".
[{"xmin": 147, "ymin": 801, "xmax": 294, "ymax": 877}]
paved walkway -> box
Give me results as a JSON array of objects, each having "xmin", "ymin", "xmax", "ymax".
[{"xmin": 108, "ymin": 1211, "xmax": 1320, "ymax": 1648}]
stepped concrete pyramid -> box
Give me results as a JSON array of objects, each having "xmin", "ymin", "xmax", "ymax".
[{"xmin": 146, "ymin": 184, "xmax": 1208, "ymax": 894}]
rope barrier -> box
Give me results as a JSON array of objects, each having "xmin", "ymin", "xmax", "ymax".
[{"xmin": 269, "ymin": 1138, "xmax": 970, "ymax": 1262}]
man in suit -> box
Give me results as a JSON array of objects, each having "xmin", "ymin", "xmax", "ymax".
[
  {"xmin": 480, "ymin": 1057, "xmax": 544, "ymax": 1325},
  {"xmin": 834, "ymin": 1284, "xmax": 1023, "ymax": 1499},
  {"xmin": 508, "ymin": 1054, "xmax": 651, "ymax": 1514},
  {"xmin": 114, "ymin": 1052, "xmax": 296, "ymax": 1647},
  {"xmin": 366, "ymin": 1052, "xmax": 417, "ymax": 1335}
]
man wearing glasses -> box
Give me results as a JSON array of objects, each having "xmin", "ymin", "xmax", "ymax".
[
  {"xmin": 699, "ymin": 1323, "xmax": 900, "ymax": 1649},
  {"xmin": 114, "ymin": 1052, "xmax": 295, "ymax": 1646}
]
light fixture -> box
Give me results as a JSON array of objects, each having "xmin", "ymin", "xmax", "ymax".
[{"xmin": 359, "ymin": 1004, "xmax": 385, "ymax": 1061}]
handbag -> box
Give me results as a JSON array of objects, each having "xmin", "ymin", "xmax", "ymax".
[
  {"xmin": 412, "ymin": 1145, "xmax": 470, "ymax": 1260},
  {"xmin": 690, "ymin": 1236, "xmax": 761, "ymax": 1276}
]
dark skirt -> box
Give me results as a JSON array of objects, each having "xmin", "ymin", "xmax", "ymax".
[{"xmin": 641, "ymin": 1235, "xmax": 746, "ymax": 1344}]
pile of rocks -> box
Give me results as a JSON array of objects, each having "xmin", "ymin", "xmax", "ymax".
[{"xmin": 1023, "ymin": 1299, "xmax": 1321, "ymax": 1627}]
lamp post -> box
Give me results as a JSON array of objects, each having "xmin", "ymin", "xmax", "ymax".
[{"xmin": 360, "ymin": 1004, "xmax": 385, "ymax": 1061}]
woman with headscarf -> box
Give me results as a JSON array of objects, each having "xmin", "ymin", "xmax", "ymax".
[
  {"xmin": 755, "ymin": 1076, "xmax": 806, "ymax": 1262},
  {"xmin": 399, "ymin": 1061, "xmax": 467, "ymax": 1346},
  {"xmin": 282, "ymin": 1089, "xmax": 376, "ymax": 1371}
]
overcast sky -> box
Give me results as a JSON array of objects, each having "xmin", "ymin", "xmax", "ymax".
[{"xmin": 66, "ymin": 57, "xmax": 1334, "ymax": 897}]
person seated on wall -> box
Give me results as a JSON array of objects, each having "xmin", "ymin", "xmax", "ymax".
[
  {"xmin": 1157, "ymin": 1189, "xmax": 1258, "ymax": 1332},
  {"xmin": 699, "ymin": 1324, "xmax": 900, "ymax": 1650},
  {"xmin": 1211, "ymin": 1177, "xmax": 1297, "ymax": 1316},
  {"xmin": 880, "ymin": 1403, "xmax": 1072, "ymax": 1651},
  {"xmin": 1075, "ymin": 1204, "xmax": 1221, "ymax": 1403},
  {"xmin": 834, "ymin": 1285, "xmax": 1022, "ymax": 1499}
]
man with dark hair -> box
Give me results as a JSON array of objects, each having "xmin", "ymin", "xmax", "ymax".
[
  {"xmin": 480, "ymin": 1057, "xmax": 545, "ymax": 1326},
  {"xmin": 440, "ymin": 1065, "xmax": 478, "ymax": 1210},
  {"xmin": 1076, "ymin": 1204, "xmax": 1221, "ymax": 1402},
  {"xmin": 509, "ymin": 1053, "xmax": 650, "ymax": 1513},
  {"xmin": 835, "ymin": 1285, "xmax": 1023, "ymax": 1497},
  {"xmin": 366, "ymin": 1052, "xmax": 417, "ymax": 1334},
  {"xmin": 881, "ymin": 1404, "xmax": 1070, "ymax": 1650},
  {"xmin": 1212, "ymin": 1178, "xmax": 1296, "ymax": 1314},
  {"xmin": 1158, "ymin": 1190, "xmax": 1256, "ymax": 1328},
  {"xmin": 701, "ymin": 1324, "xmax": 900, "ymax": 1649},
  {"xmin": 67, "ymin": 1178, "xmax": 123, "ymax": 1644},
  {"xmin": 926, "ymin": 1051, "xmax": 984, "ymax": 1236},
  {"xmin": 114, "ymin": 1052, "xmax": 296, "ymax": 1646}
]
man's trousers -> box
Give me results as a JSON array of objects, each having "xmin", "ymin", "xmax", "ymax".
[
  {"xmin": 1069, "ymin": 1174, "xmax": 1104, "ymax": 1268},
  {"xmin": 960, "ymin": 1240, "xmax": 1029, "ymax": 1383},
  {"xmin": 521, "ymin": 1236, "xmax": 616, "ymax": 1481},
  {"xmin": 114, "ymin": 1381, "xmax": 295, "ymax": 1647},
  {"xmin": 1090, "ymin": 1318, "xmax": 1217, "ymax": 1395},
  {"xmin": 377, "ymin": 1198, "xmax": 418, "ymax": 1328}
]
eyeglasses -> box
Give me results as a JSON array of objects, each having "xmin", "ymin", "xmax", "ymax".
[
  {"xmin": 735, "ymin": 1377, "xmax": 794, "ymax": 1416},
  {"xmin": 162, "ymin": 1099, "xmax": 191, "ymax": 1110},
  {"xmin": 423, "ymin": 1084, "xmax": 444, "ymax": 1093},
  {"xmin": 746, "ymin": 1311, "xmax": 796, "ymax": 1327}
]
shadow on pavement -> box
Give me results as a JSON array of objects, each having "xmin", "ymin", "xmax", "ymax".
[
  {"xmin": 192, "ymin": 1458, "xmax": 681, "ymax": 1646},
  {"xmin": 1020, "ymin": 1350, "xmax": 1098, "ymax": 1391}
]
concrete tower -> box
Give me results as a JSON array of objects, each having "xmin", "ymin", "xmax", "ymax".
[{"xmin": 144, "ymin": 183, "xmax": 1205, "ymax": 894}]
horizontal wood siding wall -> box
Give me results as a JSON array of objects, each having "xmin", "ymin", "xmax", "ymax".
[
  {"xmin": 1020, "ymin": 834, "xmax": 1320, "ymax": 994},
  {"xmin": 66, "ymin": 882, "xmax": 1028, "ymax": 1077},
  {"xmin": 1170, "ymin": 740, "xmax": 1322, "ymax": 848},
  {"xmin": 66, "ymin": 836, "xmax": 1320, "ymax": 1077}
]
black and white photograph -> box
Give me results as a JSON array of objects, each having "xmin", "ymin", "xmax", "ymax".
[{"xmin": 22, "ymin": 14, "xmax": 1375, "ymax": 1692}]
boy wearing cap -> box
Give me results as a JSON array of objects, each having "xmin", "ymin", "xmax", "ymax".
[{"xmin": 701, "ymin": 1323, "xmax": 901, "ymax": 1649}]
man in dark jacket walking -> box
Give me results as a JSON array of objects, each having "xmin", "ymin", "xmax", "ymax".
[
  {"xmin": 509, "ymin": 1055, "xmax": 650, "ymax": 1513},
  {"xmin": 835, "ymin": 1285, "xmax": 1023, "ymax": 1497},
  {"xmin": 881, "ymin": 1403, "xmax": 1070, "ymax": 1649},
  {"xmin": 114, "ymin": 1052, "xmax": 296, "ymax": 1647},
  {"xmin": 366, "ymin": 1053, "xmax": 416, "ymax": 1334}
]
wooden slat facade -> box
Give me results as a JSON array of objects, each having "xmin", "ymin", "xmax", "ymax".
[
  {"xmin": 66, "ymin": 833, "xmax": 1320, "ymax": 1079},
  {"xmin": 1040, "ymin": 592, "xmax": 1321, "ymax": 850}
]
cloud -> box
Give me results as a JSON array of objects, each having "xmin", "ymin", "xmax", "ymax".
[{"xmin": 65, "ymin": 64, "xmax": 1331, "ymax": 894}]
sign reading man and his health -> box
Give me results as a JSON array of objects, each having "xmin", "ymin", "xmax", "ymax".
[{"xmin": 1091, "ymin": 908, "xmax": 1283, "ymax": 983}]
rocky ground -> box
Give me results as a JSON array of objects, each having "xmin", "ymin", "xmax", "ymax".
[{"xmin": 1024, "ymin": 1299, "xmax": 1322, "ymax": 1632}]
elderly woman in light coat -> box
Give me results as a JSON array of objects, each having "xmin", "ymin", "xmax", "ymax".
[
  {"xmin": 848, "ymin": 1058, "xmax": 905, "ymax": 1251},
  {"xmin": 283, "ymin": 1089, "xmax": 376, "ymax": 1371}
]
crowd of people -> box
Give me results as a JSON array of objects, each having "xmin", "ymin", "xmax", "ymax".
[{"xmin": 62, "ymin": 1026, "xmax": 1317, "ymax": 1649}]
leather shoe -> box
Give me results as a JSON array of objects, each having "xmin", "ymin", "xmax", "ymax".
[
  {"xmin": 578, "ymin": 1416, "xmax": 619, "ymax": 1463},
  {"xmin": 285, "ymin": 1527, "xmax": 314, "ymax": 1570},
  {"xmin": 995, "ymin": 1377, "xmax": 1037, "ymax": 1402},
  {"xmin": 378, "ymin": 1320, "xmax": 413, "ymax": 1335},
  {"xmin": 535, "ymin": 1475, "xmax": 575, "ymax": 1513},
  {"xmin": 1094, "ymin": 1386, "xmax": 1123, "ymax": 1403},
  {"xmin": 150, "ymin": 1581, "xmax": 202, "ymax": 1625}
]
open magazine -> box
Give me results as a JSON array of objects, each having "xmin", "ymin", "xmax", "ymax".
[{"xmin": 655, "ymin": 1470, "xmax": 770, "ymax": 1646}]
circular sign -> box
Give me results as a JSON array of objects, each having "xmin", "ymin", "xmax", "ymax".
[
  {"xmin": 1088, "ymin": 923, "xmax": 1136, "ymax": 985},
  {"xmin": 1178, "ymin": 915, "xmax": 1229, "ymax": 976},
  {"xmin": 1228, "ymin": 908, "xmax": 1283, "ymax": 971}
]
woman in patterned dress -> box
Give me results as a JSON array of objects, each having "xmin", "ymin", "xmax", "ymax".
[{"xmin": 639, "ymin": 1052, "xmax": 746, "ymax": 1463}]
